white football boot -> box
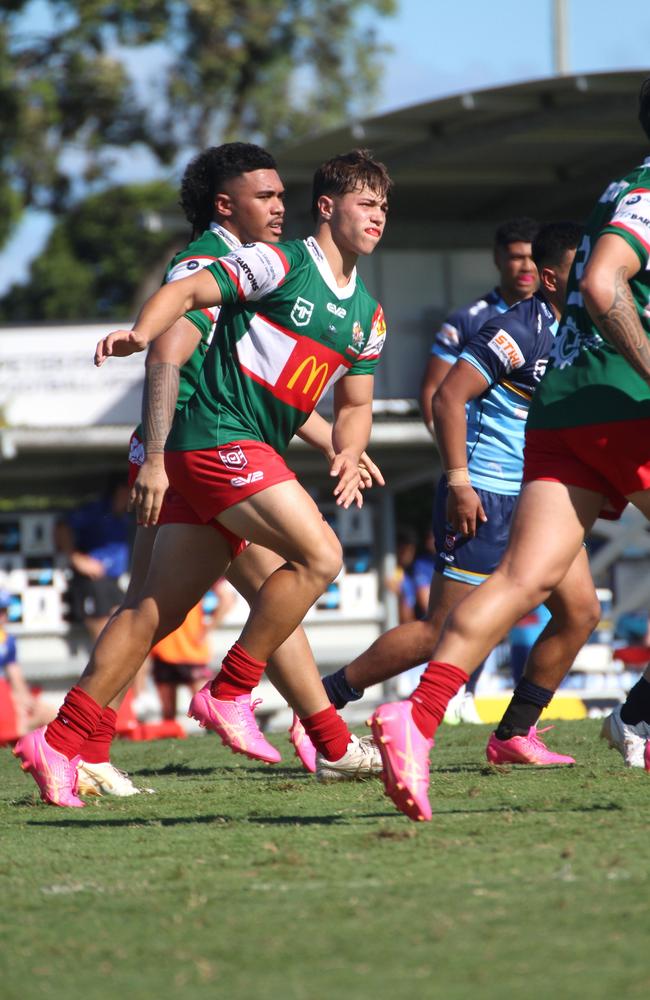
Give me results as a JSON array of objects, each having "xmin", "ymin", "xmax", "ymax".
[{"xmin": 316, "ymin": 734, "xmax": 383, "ymax": 782}]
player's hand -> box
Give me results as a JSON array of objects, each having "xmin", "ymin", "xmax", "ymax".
[
  {"xmin": 446, "ymin": 484, "xmax": 487, "ymax": 538},
  {"xmin": 130, "ymin": 456, "xmax": 169, "ymax": 527},
  {"xmin": 358, "ymin": 451, "xmax": 385, "ymax": 489},
  {"xmin": 330, "ymin": 451, "xmax": 362, "ymax": 509},
  {"xmin": 95, "ymin": 329, "xmax": 148, "ymax": 367}
]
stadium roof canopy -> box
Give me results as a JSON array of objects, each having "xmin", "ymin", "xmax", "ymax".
[{"xmin": 278, "ymin": 70, "xmax": 650, "ymax": 247}]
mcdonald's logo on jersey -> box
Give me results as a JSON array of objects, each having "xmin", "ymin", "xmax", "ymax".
[{"xmin": 287, "ymin": 355, "xmax": 330, "ymax": 401}]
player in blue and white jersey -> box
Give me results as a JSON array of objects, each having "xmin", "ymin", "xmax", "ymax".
[
  {"xmin": 419, "ymin": 217, "xmax": 540, "ymax": 438},
  {"xmin": 324, "ymin": 225, "xmax": 598, "ymax": 768}
]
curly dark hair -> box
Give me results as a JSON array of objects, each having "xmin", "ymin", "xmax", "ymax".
[
  {"xmin": 494, "ymin": 217, "xmax": 539, "ymax": 249},
  {"xmin": 180, "ymin": 142, "xmax": 277, "ymax": 236},
  {"xmin": 639, "ymin": 77, "xmax": 650, "ymax": 141},
  {"xmin": 532, "ymin": 221, "xmax": 582, "ymax": 270},
  {"xmin": 311, "ymin": 148, "xmax": 393, "ymax": 221}
]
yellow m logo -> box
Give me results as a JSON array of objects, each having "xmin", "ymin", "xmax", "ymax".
[{"xmin": 287, "ymin": 355, "xmax": 329, "ymax": 400}]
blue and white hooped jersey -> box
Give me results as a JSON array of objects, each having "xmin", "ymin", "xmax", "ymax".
[
  {"xmin": 460, "ymin": 293, "xmax": 557, "ymax": 494},
  {"xmin": 431, "ymin": 287, "xmax": 509, "ymax": 364}
]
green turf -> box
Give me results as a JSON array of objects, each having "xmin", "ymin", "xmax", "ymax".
[{"xmin": 1, "ymin": 720, "xmax": 649, "ymax": 1000}]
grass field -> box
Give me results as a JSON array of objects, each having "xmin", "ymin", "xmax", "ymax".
[{"xmin": 2, "ymin": 719, "xmax": 649, "ymax": 1000}]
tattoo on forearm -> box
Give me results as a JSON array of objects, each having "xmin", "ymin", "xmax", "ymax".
[
  {"xmin": 596, "ymin": 266, "xmax": 650, "ymax": 381},
  {"xmin": 142, "ymin": 362, "xmax": 180, "ymax": 454}
]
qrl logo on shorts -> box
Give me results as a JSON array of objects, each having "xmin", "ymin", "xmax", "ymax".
[
  {"xmin": 219, "ymin": 445, "xmax": 248, "ymax": 471},
  {"xmin": 129, "ymin": 435, "xmax": 145, "ymax": 468}
]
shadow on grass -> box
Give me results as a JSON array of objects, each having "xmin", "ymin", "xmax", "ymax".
[
  {"xmin": 133, "ymin": 764, "xmax": 216, "ymax": 778},
  {"xmin": 432, "ymin": 801, "xmax": 623, "ymax": 816},
  {"xmin": 28, "ymin": 811, "xmax": 352, "ymax": 829},
  {"xmin": 132, "ymin": 763, "xmax": 304, "ymax": 779},
  {"xmin": 27, "ymin": 813, "xmax": 235, "ymax": 829}
]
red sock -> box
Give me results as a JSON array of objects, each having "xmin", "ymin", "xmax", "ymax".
[
  {"xmin": 211, "ymin": 642, "xmax": 267, "ymax": 701},
  {"xmin": 301, "ymin": 705, "xmax": 350, "ymax": 762},
  {"xmin": 410, "ymin": 661, "xmax": 469, "ymax": 740},
  {"xmin": 45, "ymin": 686, "xmax": 103, "ymax": 760},
  {"xmin": 79, "ymin": 707, "xmax": 117, "ymax": 764}
]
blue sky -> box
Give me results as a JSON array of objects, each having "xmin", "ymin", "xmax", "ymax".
[{"xmin": 2, "ymin": 0, "xmax": 649, "ymax": 295}]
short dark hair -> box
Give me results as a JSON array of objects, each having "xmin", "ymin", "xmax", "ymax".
[
  {"xmin": 639, "ymin": 77, "xmax": 650, "ymax": 141},
  {"xmin": 532, "ymin": 221, "xmax": 582, "ymax": 270},
  {"xmin": 311, "ymin": 149, "xmax": 393, "ymax": 221},
  {"xmin": 180, "ymin": 142, "xmax": 277, "ymax": 235},
  {"xmin": 494, "ymin": 217, "xmax": 539, "ymax": 250}
]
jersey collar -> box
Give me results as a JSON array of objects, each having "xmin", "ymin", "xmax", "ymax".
[
  {"xmin": 491, "ymin": 287, "xmax": 510, "ymax": 313},
  {"xmin": 303, "ymin": 236, "xmax": 358, "ymax": 300},
  {"xmin": 209, "ymin": 222, "xmax": 242, "ymax": 251}
]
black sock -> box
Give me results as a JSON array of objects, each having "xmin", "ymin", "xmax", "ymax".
[
  {"xmin": 495, "ymin": 678, "xmax": 554, "ymax": 740},
  {"xmin": 620, "ymin": 676, "xmax": 650, "ymax": 726},
  {"xmin": 465, "ymin": 660, "xmax": 485, "ymax": 696},
  {"xmin": 322, "ymin": 667, "xmax": 363, "ymax": 710}
]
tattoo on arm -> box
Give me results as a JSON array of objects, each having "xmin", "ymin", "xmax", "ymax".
[
  {"xmin": 596, "ymin": 266, "xmax": 650, "ymax": 381},
  {"xmin": 142, "ymin": 362, "xmax": 180, "ymax": 455}
]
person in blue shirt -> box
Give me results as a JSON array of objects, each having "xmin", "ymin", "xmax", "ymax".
[
  {"xmin": 324, "ymin": 223, "xmax": 597, "ymax": 767},
  {"xmin": 419, "ymin": 217, "xmax": 540, "ymax": 438},
  {"xmin": 55, "ymin": 477, "xmax": 132, "ymax": 640}
]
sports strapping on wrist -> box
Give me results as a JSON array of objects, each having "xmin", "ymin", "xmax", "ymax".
[{"xmin": 447, "ymin": 467, "xmax": 471, "ymax": 487}]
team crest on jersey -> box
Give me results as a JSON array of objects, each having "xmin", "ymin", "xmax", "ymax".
[
  {"xmin": 352, "ymin": 321, "xmax": 364, "ymax": 345},
  {"xmin": 219, "ymin": 445, "xmax": 247, "ymax": 471},
  {"xmin": 291, "ymin": 297, "xmax": 314, "ymax": 327}
]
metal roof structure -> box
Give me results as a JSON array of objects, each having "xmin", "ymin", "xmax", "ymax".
[{"xmin": 278, "ymin": 70, "xmax": 650, "ymax": 247}]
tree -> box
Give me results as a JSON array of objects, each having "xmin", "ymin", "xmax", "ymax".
[
  {"xmin": 1, "ymin": 0, "xmax": 396, "ymax": 252},
  {"xmin": 0, "ymin": 181, "xmax": 182, "ymax": 321}
]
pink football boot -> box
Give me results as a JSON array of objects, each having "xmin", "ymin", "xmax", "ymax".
[
  {"xmin": 14, "ymin": 726, "xmax": 85, "ymax": 807},
  {"xmin": 486, "ymin": 726, "xmax": 575, "ymax": 765},
  {"xmin": 288, "ymin": 714, "xmax": 317, "ymax": 773},
  {"xmin": 370, "ymin": 701, "xmax": 433, "ymax": 822},
  {"xmin": 188, "ymin": 686, "xmax": 281, "ymax": 764}
]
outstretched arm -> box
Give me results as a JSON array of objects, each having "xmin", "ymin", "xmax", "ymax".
[
  {"xmin": 580, "ymin": 233, "xmax": 650, "ymax": 382},
  {"xmin": 94, "ymin": 269, "xmax": 221, "ymax": 366}
]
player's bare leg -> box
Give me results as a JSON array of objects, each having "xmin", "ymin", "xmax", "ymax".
[
  {"xmin": 343, "ymin": 574, "xmax": 471, "ymax": 693},
  {"xmin": 487, "ymin": 544, "xmax": 600, "ymax": 765},
  {"xmin": 227, "ymin": 543, "xmax": 334, "ymax": 773},
  {"xmin": 432, "ymin": 482, "xmax": 604, "ymax": 672},
  {"xmin": 78, "ymin": 524, "xmax": 231, "ymax": 707},
  {"xmin": 227, "ymin": 544, "xmax": 330, "ymax": 718},
  {"xmin": 191, "ymin": 481, "xmax": 379, "ymax": 775},
  {"xmin": 371, "ymin": 481, "xmax": 606, "ymax": 820},
  {"xmin": 218, "ymin": 480, "xmax": 343, "ymax": 659},
  {"xmin": 601, "ymin": 487, "xmax": 650, "ymax": 768}
]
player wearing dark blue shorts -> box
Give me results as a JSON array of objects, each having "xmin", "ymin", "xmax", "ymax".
[
  {"xmin": 323, "ymin": 225, "xmax": 588, "ymax": 764},
  {"xmin": 322, "ymin": 219, "xmax": 540, "ymax": 712}
]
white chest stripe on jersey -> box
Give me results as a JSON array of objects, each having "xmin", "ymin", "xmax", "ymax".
[
  {"xmin": 236, "ymin": 314, "xmax": 298, "ymax": 385},
  {"xmin": 236, "ymin": 314, "xmax": 349, "ymax": 399}
]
